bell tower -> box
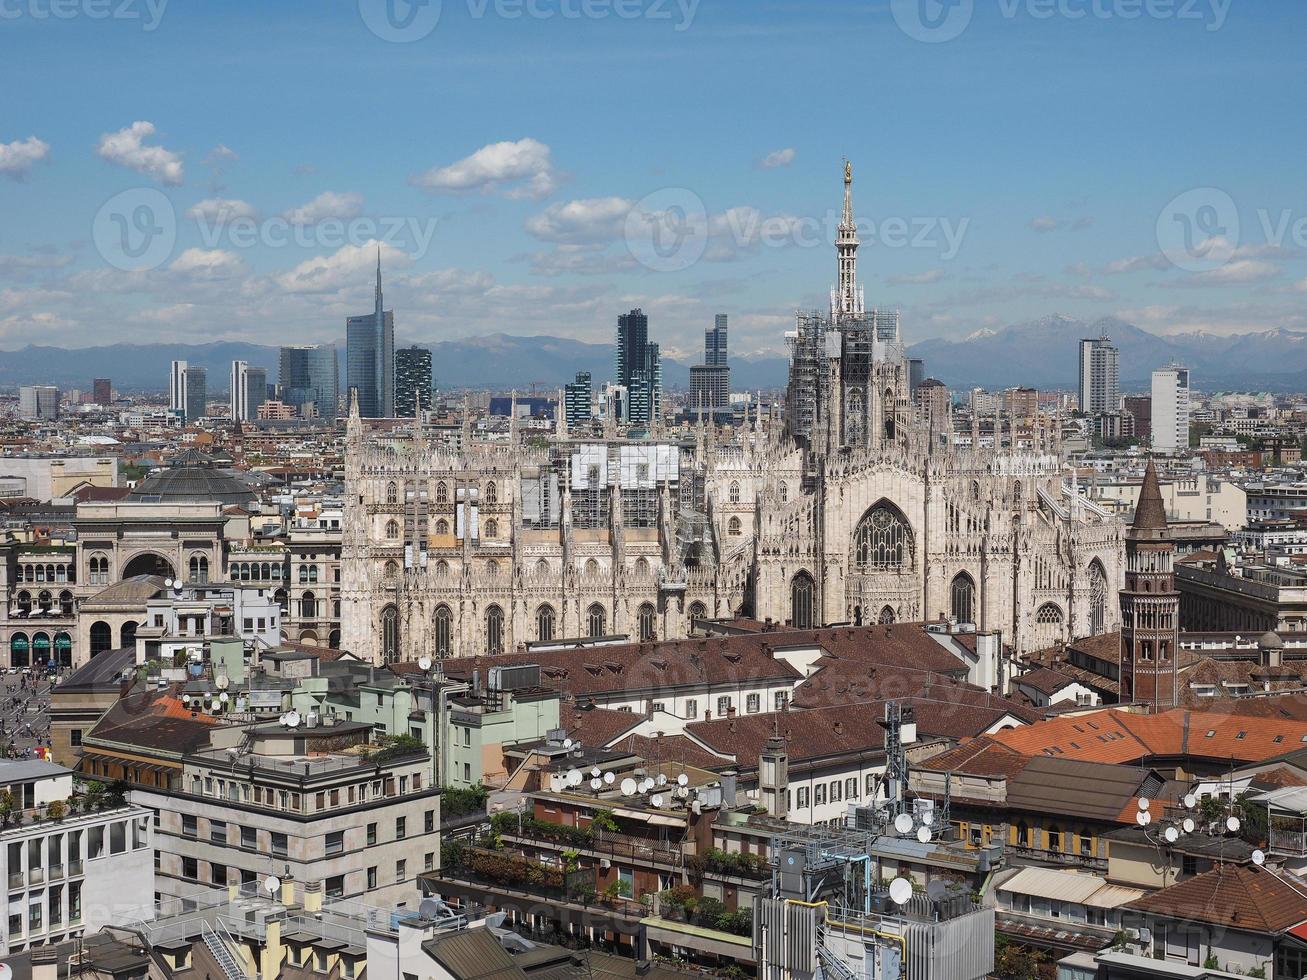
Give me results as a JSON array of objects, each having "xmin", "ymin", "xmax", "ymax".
[{"xmin": 1119, "ymin": 460, "xmax": 1179, "ymax": 711}]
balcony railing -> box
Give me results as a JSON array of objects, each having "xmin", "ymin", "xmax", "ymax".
[
  {"xmin": 27, "ymin": 868, "xmax": 44, "ymax": 886},
  {"xmin": 8, "ymin": 871, "xmax": 24, "ymax": 889}
]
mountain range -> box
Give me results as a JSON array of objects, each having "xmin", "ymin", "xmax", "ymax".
[{"xmin": 5, "ymin": 317, "xmax": 1307, "ymax": 394}]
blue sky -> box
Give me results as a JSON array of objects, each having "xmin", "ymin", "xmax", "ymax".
[{"xmin": 1, "ymin": 0, "xmax": 1304, "ymax": 359}]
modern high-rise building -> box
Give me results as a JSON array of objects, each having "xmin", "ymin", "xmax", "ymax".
[
  {"xmin": 279, "ymin": 344, "xmax": 339, "ymax": 421},
  {"xmin": 395, "ymin": 346, "xmax": 433, "ymax": 418},
  {"xmin": 1078, "ymin": 336, "xmax": 1120, "ymax": 415},
  {"xmin": 184, "ymin": 366, "xmax": 208, "ymax": 422},
  {"xmin": 169, "ymin": 359, "xmax": 188, "ymax": 416},
  {"xmin": 1123, "ymin": 395, "xmax": 1152, "ymax": 441},
  {"xmin": 17, "ymin": 385, "xmax": 59, "ymax": 421},
  {"xmin": 229, "ymin": 360, "xmax": 266, "ymax": 423},
  {"xmin": 92, "ymin": 378, "xmax": 111, "ymax": 406},
  {"xmin": 908, "ymin": 358, "xmax": 925, "ymax": 397},
  {"xmin": 615, "ymin": 308, "xmax": 661, "ymax": 427},
  {"xmin": 1151, "ymin": 364, "xmax": 1191, "ymax": 455},
  {"xmin": 346, "ymin": 251, "xmax": 395, "ymax": 418},
  {"xmin": 690, "ymin": 313, "xmax": 731, "ymax": 418},
  {"xmin": 564, "ymin": 371, "xmax": 593, "ymax": 427}
]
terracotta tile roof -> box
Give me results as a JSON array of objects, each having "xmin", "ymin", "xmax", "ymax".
[
  {"xmin": 607, "ymin": 733, "xmax": 729, "ymax": 771},
  {"xmin": 992, "ymin": 707, "xmax": 1307, "ymax": 765},
  {"xmin": 1124, "ymin": 866, "xmax": 1307, "ymax": 934},
  {"xmin": 562, "ymin": 706, "xmax": 643, "ymax": 747},
  {"xmin": 86, "ymin": 689, "xmax": 223, "ymax": 755},
  {"xmin": 914, "ymin": 737, "xmax": 1030, "ymax": 778},
  {"xmin": 1249, "ymin": 766, "xmax": 1307, "ymax": 790},
  {"xmin": 1014, "ymin": 666, "xmax": 1080, "ymax": 696}
]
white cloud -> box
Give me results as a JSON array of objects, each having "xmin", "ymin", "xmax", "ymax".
[
  {"xmin": 412, "ymin": 138, "xmax": 560, "ymax": 199},
  {"xmin": 276, "ymin": 241, "xmax": 410, "ymax": 294},
  {"xmin": 758, "ymin": 147, "xmax": 797, "ymax": 169},
  {"xmin": 203, "ymin": 144, "xmax": 238, "ymax": 166},
  {"xmin": 282, "ymin": 191, "xmax": 364, "ymax": 225},
  {"xmin": 1101, "ymin": 253, "xmax": 1172, "ymax": 275},
  {"xmin": 96, "ymin": 121, "xmax": 184, "ymax": 185},
  {"xmin": 0, "ymin": 253, "xmax": 72, "ymax": 273},
  {"xmin": 0, "ymin": 136, "xmax": 50, "ymax": 180},
  {"xmin": 1174, "ymin": 259, "xmax": 1281, "ymax": 287},
  {"xmin": 186, "ymin": 198, "xmax": 259, "ymax": 223},
  {"xmin": 170, "ymin": 248, "xmax": 246, "ymax": 279},
  {"xmin": 529, "ymin": 244, "xmax": 639, "ymax": 277},
  {"xmin": 1028, "ymin": 216, "xmax": 1061, "ymax": 233},
  {"xmin": 887, "ymin": 268, "xmax": 946, "ymax": 286},
  {"xmin": 525, "ymin": 197, "xmax": 633, "ymax": 244}
]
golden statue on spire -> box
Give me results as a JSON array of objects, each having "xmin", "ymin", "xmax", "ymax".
[{"xmin": 844, "ymin": 159, "xmax": 852, "ymax": 183}]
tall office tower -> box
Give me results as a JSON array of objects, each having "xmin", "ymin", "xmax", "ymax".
[
  {"xmin": 690, "ymin": 313, "xmax": 732, "ymax": 418},
  {"xmin": 1078, "ymin": 335, "xmax": 1120, "ymax": 415},
  {"xmin": 908, "ymin": 359, "xmax": 925, "ymax": 397},
  {"xmin": 17, "ymin": 385, "xmax": 60, "ymax": 421},
  {"xmin": 92, "ymin": 378, "xmax": 111, "ymax": 406},
  {"xmin": 1119, "ymin": 461, "xmax": 1179, "ymax": 711},
  {"xmin": 230, "ymin": 360, "xmax": 257, "ymax": 422},
  {"xmin": 346, "ymin": 251, "xmax": 395, "ymax": 418},
  {"xmin": 169, "ymin": 360, "xmax": 188, "ymax": 415},
  {"xmin": 564, "ymin": 371, "xmax": 593, "ymax": 427},
  {"xmin": 615, "ymin": 308, "xmax": 661, "ymax": 427},
  {"xmin": 279, "ymin": 344, "xmax": 340, "ymax": 421},
  {"xmin": 184, "ymin": 366, "xmax": 208, "ymax": 422},
  {"xmin": 395, "ymin": 346, "xmax": 433, "ymax": 418},
  {"xmin": 1123, "ymin": 395, "xmax": 1152, "ymax": 441},
  {"xmin": 1151, "ymin": 365, "xmax": 1191, "ymax": 455}
]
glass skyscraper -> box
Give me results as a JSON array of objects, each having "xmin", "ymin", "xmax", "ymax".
[
  {"xmin": 615, "ymin": 308, "xmax": 660, "ymax": 427},
  {"xmin": 279, "ymin": 344, "xmax": 339, "ymax": 421},
  {"xmin": 395, "ymin": 346, "xmax": 433, "ymax": 418},
  {"xmin": 346, "ymin": 252, "xmax": 395, "ymax": 418}
]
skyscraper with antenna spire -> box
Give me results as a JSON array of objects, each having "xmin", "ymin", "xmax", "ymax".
[{"xmin": 346, "ymin": 248, "xmax": 395, "ymax": 418}]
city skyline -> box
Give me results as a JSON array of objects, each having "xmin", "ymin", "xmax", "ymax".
[{"xmin": 2, "ymin": 3, "xmax": 1305, "ymax": 362}]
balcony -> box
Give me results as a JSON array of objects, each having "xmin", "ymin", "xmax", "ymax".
[
  {"xmin": 8, "ymin": 871, "xmax": 24, "ymax": 890},
  {"xmin": 27, "ymin": 868, "xmax": 44, "ymax": 886},
  {"xmin": 68, "ymin": 860, "xmax": 83, "ymax": 877},
  {"xmin": 48, "ymin": 863, "xmax": 64, "ymax": 881}
]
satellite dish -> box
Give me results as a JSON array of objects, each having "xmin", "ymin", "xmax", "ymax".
[
  {"xmin": 656, "ymin": 773, "xmax": 668, "ymax": 786},
  {"xmin": 589, "ymin": 778, "xmax": 602, "ymax": 791},
  {"xmin": 285, "ymin": 710, "xmax": 301, "ymax": 728},
  {"xmin": 211, "ymin": 700, "xmax": 222, "ymax": 712},
  {"xmin": 677, "ymin": 773, "xmax": 689, "ymax": 787},
  {"xmin": 220, "ymin": 692, "xmax": 230, "ymax": 702},
  {"xmin": 182, "ymin": 694, "xmax": 191, "ymax": 704},
  {"xmin": 677, "ymin": 787, "xmax": 689, "ymax": 799},
  {"xmin": 894, "ymin": 813, "xmax": 914, "ymax": 835},
  {"xmin": 922, "ymin": 813, "xmax": 934, "ymax": 828},
  {"xmin": 164, "ymin": 578, "xmax": 174, "ymax": 588},
  {"xmin": 264, "ymin": 875, "xmax": 281, "ymax": 895},
  {"xmin": 926, "ymin": 880, "xmax": 948, "ymax": 902},
  {"xmin": 641, "ymin": 778, "xmax": 654, "ymax": 793},
  {"xmin": 620, "ymin": 777, "xmax": 637, "ymax": 796},
  {"xmin": 916, "ymin": 826, "xmax": 931, "ymax": 844},
  {"xmin": 419, "ymin": 898, "xmax": 443, "ymax": 919},
  {"xmin": 0, "ymin": 963, "xmax": 14, "ymax": 980},
  {"xmin": 563, "ymin": 738, "xmax": 574, "ymax": 749},
  {"xmin": 1184, "ymin": 794, "xmax": 1197, "ymax": 809},
  {"xmin": 603, "ymin": 772, "xmax": 615, "ymax": 785},
  {"xmin": 216, "ymin": 675, "xmax": 230, "ymax": 690},
  {"xmin": 1164, "ymin": 826, "xmax": 1179, "ymax": 843},
  {"xmin": 566, "ymin": 769, "xmax": 582, "ymax": 787},
  {"xmin": 1138, "ymin": 798, "xmax": 1150, "ymax": 812},
  {"xmin": 1136, "ymin": 811, "xmax": 1151, "ymax": 827},
  {"xmin": 651, "ymin": 794, "xmax": 664, "ymax": 808},
  {"xmin": 888, "ymin": 877, "xmax": 913, "ymax": 905},
  {"xmin": 691, "ymin": 800, "xmax": 702, "ymax": 815},
  {"xmin": 591, "ymin": 767, "xmax": 602, "ymax": 778},
  {"xmin": 418, "ymin": 656, "xmax": 433, "ymax": 672},
  {"xmin": 1227, "ymin": 816, "xmax": 1241, "ymax": 833},
  {"xmin": 1253, "ymin": 849, "xmax": 1266, "ymax": 866},
  {"xmin": 1182, "ymin": 817, "xmax": 1196, "ymax": 834}
]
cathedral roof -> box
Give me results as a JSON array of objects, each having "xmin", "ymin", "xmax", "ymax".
[{"xmin": 1132, "ymin": 460, "xmax": 1168, "ymax": 530}]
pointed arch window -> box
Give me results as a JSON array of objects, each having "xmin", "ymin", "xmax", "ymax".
[
  {"xmin": 852, "ymin": 502, "xmax": 913, "ymax": 572},
  {"xmin": 586, "ymin": 603, "xmax": 606, "ymax": 639},
  {"xmin": 536, "ymin": 605, "xmax": 555, "ymax": 643},
  {"xmin": 638, "ymin": 602, "xmax": 657, "ymax": 642},
  {"xmin": 1088, "ymin": 560, "xmax": 1108, "ymax": 635},
  {"xmin": 485, "ymin": 605, "xmax": 504, "ymax": 655},
  {"xmin": 380, "ymin": 605, "xmax": 400, "ymax": 663},
  {"xmin": 435, "ymin": 605, "xmax": 452, "ymax": 657},
  {"xmin": 951, "ymin": 572, "xmax": 975, "ymax": 625},
  {"xmin": 791, "ymin": 572, "xmax": 816, "ymax": 631}
]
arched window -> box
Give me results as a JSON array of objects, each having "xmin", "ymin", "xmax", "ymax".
[
  {"xmin": 728, "ymin": 516, "xmax": 742, "ymax": 536},
  {"xmin": 1088, "ymin": 560, "xmax": 1108, "ymax": 635},
  {"xmin": 32, "ymin": 633, "xmax": 51, "ymax": 666},
  {"xmin": 536, "ymin": 605, "xmax": 555, "ymax": 643},
  {"xmin": 15, "ymin": 591, "xmax": 30, "ymax": 616},
  {"xmin": 484, "ymin": 482, "xmax": 497, "ymax": 506},
  {"xmin": 852, "ymin": 502, "xmax": 913, "ymax": 572},
  {"xmin": 385, "ymin": 560, "xmax": 399, "ymax": 579},
  {"xmin": 791, "ymin": 572, "xmax": 816, "ymax": 631},
  {"xmin": 89, "ymin": 621, "xmax": 112, "ymax": 657},
  {"xmin": 584, "ymin": 558, "xmax": 599, "ymax": 576},
  {"xmin": 385, "ymin": 519, "xmax": 400, "ymax": 539},
  {"xmin": 54, "ymin": 632, "xmax": 72, "ymax": 667},
  {"xmin": 436, "ymin": 518, "xmax": 449, "ymax": 535},
  {"xmin": 688, "ymin": 601, "xmax": 708, "ymax": 621},
  {"xmin": 274, "ymin": 589, "xmax": 288, "ymax": 614},
  {"xmin": 484, "ymin": 519, "xmax": 498, "ymax": 538},
  {"xmin": 535, "ymin": 559, "xmax": 549, "ymax": 576},
  {"xmin": 37, "ymin": 591, "xmax": 52, "ymax": 614},
  {"xmin": 638, "ymin": 602, "xmax": 657, "ymax": 642},
  {"xmin": 89, "ymin": 554, "xmax": 109, "ymax": 586},
  {"xmin": 728, "ymin": 481, "xmax": 741, "ymax": 504},
  {"xmin": 386, "ymin": 482, "xmax": 398, "ymax": 505},
  {"xmin": 1034, "ymin": 603, "xmax": 1064, "ymax": 649},
  {"xmin": 380, "ymin": 605, "xmax": 400, "ymax": 663},
  {"xmin": 435, "ymin": 605, "xmax": 452, "ymax": 656},
  {"xmin": 779, "ymin": 482, "xmax": 788, "ymax": 503},
  {"xmin": 878, "ymin": 605, "xmax": 896, "ymax": 625},
  {"xmin": 951, "ymin": 572, "xmax": 975, "ymax": 625},
  {"xmin": 299, "ymin": 566, "xmax": 308, "ymax": 584},
  {"xmin": 485, "ymin": 605, "xmax": 504, "ymax": 655},
  {"xmin": 586, "ymin": 603, "xmax": 606, "ymax": 639},
  {"xmin": 328, "ymin": 629, "xmax": 341, "ymax": 650},
  {"xmin": 120, "ymin": 622, "xmax": 136, "ymax": 648},
  {"xmin": 189, "ymin": 554, "xmax": 209, "ymax": 584},
  {"xmin": 486, "ymin": 560, "xmax": 500, "ymax": 578},
  {"xmin": 9, "ymin": 633, "xmax": 29, "ymax": 668},
  {"xmin": 635, "ymin": 557, "xmax": 649, "ymax": 576},
  {"xmin": 300, "ymin": 592, "xmax": 317, "ymax": 619},
  {"xmin": 308, "ymin": 566, "xmax": 318, "ymax": 584},
  {"xmin": 971, "ymin": 480, "xmax": 982, "ymax": 502},
  {"xmin": 435, "ymin": 560, "xmax": 449, "ymax": 578},
  {"xmin": 435, "ymin": 482, "xmax": 449, "ymax": 506},
  {"xmin": 59, "ymin": 590, "xmax": 74, "ymax": 618}
]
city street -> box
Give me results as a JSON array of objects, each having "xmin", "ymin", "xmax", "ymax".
[{"xmin": 0, "ymin": 672, "xmax": 52, "ymax": 761}]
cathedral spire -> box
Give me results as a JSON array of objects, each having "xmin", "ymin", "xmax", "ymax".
[{"xmin": 832, "ymin": 159, "xmax": 863, "ymax": 322}]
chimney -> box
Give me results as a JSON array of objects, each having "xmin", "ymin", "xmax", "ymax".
[
  {"xmin": 302, "ymin": 880, "xmax": 323, "ymax": 914},
  {"xmin": 833, "ymin": 721, "xmax": 843, "ymax": 736},
  {"xmin": 720, "ymin": 770, "xmax": 738, "ymax": 807},
  {"xmin": 30, "ymin": 946, "xmax": 57, "ymax": 980}
]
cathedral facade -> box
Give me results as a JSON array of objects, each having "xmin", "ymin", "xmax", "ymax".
[{"xmin": 339, "ymin": 166, "xmax": 1124, "ymax": 664}]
